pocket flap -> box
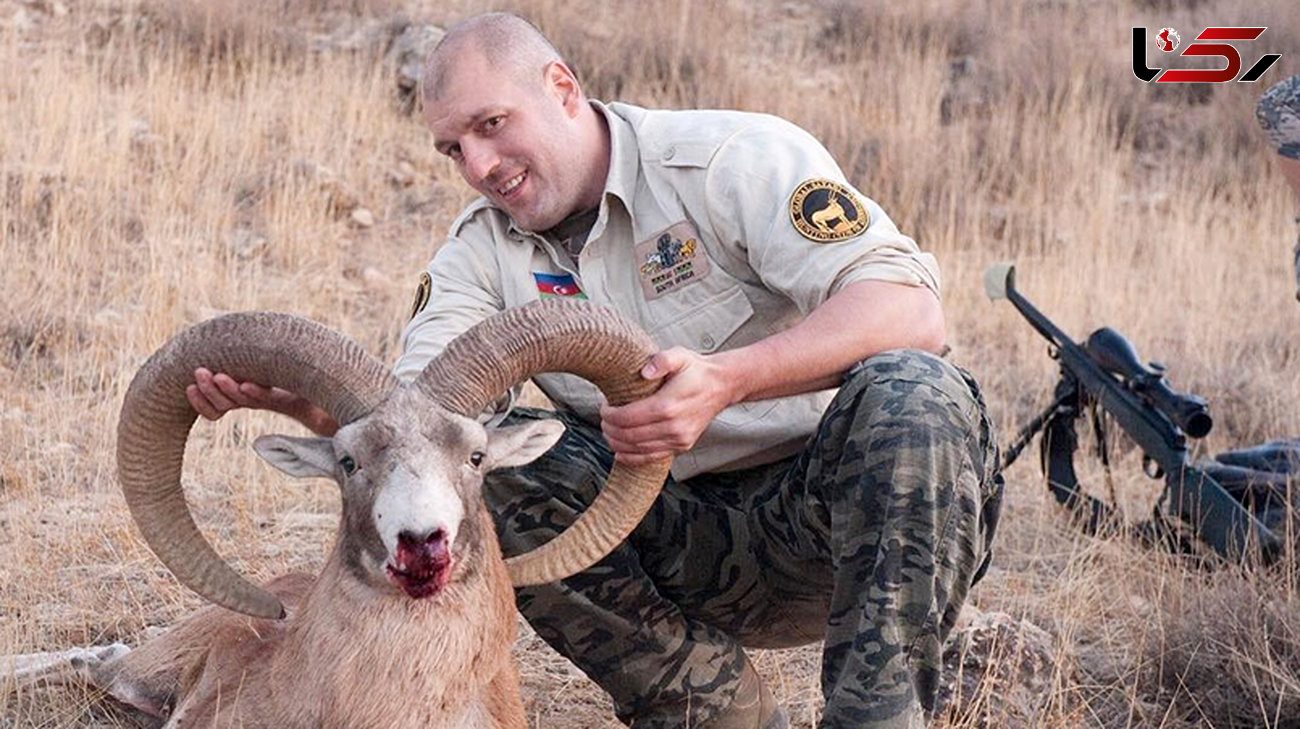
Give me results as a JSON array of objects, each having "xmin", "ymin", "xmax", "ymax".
[{"xmin": 649, "ymin": 286, "xmax": 753, "ymax": 354}]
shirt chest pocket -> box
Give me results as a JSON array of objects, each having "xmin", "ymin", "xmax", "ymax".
[
  {"xmin": 647, "ymin": 285, "xmax": 753, "ymax": 354},
  {"xmin": 648, "ymin": 285, "xmax": 783, "ymax": 429}
]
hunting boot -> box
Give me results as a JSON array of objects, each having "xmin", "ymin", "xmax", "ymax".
[{"xmin": 699, "ymin": 661, "xmax": 789, "ymax": 729}]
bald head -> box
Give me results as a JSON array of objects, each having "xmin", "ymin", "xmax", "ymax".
[
  {"xmin": 421, "ymin": 13, "xmax": 566, "ymax": 105},
  {"xmin": 420, "ymin": 12, "xmax": 609, "ymax": 232}
]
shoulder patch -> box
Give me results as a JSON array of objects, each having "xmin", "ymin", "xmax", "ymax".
[
  {"xmin": 409, "ymin": 272, "xmax": 431, "ymax": 320},
  {"xmin": 788, "ymin": 179, "xmax": 870, "ymax": 243}
]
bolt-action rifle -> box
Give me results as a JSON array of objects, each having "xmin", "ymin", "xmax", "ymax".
[{"xmin": 985, "ymin": 262, "xmax": 1281, "ymax": 564}]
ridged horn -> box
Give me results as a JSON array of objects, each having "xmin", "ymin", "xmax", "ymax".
[
  {"xmin": 412, "ymin": 299, "xmax": 670, "ymax": 586},
  {"xmin": 117, "ymin": 312, "xmax": 396, "ymax": 619}
]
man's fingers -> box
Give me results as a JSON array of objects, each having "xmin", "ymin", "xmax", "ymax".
[
  {"xmin": 603, "ymin": 420, "xmax": 677, "ymax": 447},
  {"xmin": 600, "ymin": 396, "xmax": 681, "ymax": 428},
  {"xmin": 188, "ymin": 369, "xmax": 318, "ymax": 430},
  {"xmin": 266, "ymin": 386, "xmax": 305, "ymax": 407},
  {"xmin": 641, "ymin": 347, "xmax": 691, "ymax": 380},
  {"xmin": 239, "ymin": 381, "xmax": 281, "ymax": 405},
  {"xmin": 186, "ymin": 384, "xmax": 222, "ymax": 421},
  {"xmin": 240, "ymin": 382, "xmax": 308, "ymax": 418},
  {"xmin": 194, "ymin": 369, "xmax": 236, "ymax": 411},
  {"xmin": 602, "ymin": 429, "xmax": 682, "ymax": 454},
  {"xmin": 211, "ymin": 373, "xmax": 252, "ymax": 407}
]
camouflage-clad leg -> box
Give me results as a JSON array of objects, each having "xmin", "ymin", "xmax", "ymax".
[
  {"xmin": 1257, "ymin": 74, "xmax": 1300, "ymax": 161},
  {"xmin": 1256, "ymin": 74, "xmax": 1300, "ymax": 298},
  {"xmin": 771, "ymin": 350, "xmax": 1003, "ymax": 728},
  {"xmin": 482, "ymin": 349, "xmax": 1001, "ymax": 729},
  {"xmin": 483, "ymin": 407, "xmax": 759, "ymax": 729}
]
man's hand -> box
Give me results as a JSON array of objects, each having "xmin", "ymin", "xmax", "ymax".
[
  {"xmin": 597, "ymin": 281, "xmax": 946, "ymax": 466},
  {"xmin": 185, "ymin": 367, "xmax": 338, "ymax": 436},
  {"xmin": 599, "ymin": 348, "xmax": 739, "ymax": 466}
]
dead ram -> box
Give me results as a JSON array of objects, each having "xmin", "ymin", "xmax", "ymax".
[{"xmin": 7, "ymin": 300, "xmax": 668, "ymax": 729}]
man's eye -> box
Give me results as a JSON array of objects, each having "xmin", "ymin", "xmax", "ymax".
[
  {"xmin": 339, "ymin": 455, "xmax": 357, "ymax": 475},
  {"xmin": 482, "ymin": 116, "xmax": 503, "ymax": 131}
]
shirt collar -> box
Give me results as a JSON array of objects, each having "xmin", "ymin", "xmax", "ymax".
[{"xmin": 592, "ymin": 99, "xmax": 639, "ymax": 214}]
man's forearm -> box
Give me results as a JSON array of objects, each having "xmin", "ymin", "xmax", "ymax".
[{"xmin": 714, "ymin": 279, "xmax": 946, "ymax": 403}]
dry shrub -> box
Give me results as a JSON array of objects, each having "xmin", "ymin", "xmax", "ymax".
[
  {"xmin": 70, "ymin": 0, "xmax": 415, "ymax": 113},
  {"xmin": 158, "ymin": 0, "xmax": 398, "ymax": 46},
  {"xmin": 1147, "ymin": 568, "xmax": 1300, "ymax": 728}
]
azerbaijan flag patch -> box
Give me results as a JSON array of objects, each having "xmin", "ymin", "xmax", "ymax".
[{"xmin": 533, "ymin": 272, "xmax": 587, "ymax": 300}]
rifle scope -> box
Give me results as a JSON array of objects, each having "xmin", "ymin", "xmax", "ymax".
[{"xmin": 1084, "ymin": 327, "xmax": 1213, "ymax": 438}]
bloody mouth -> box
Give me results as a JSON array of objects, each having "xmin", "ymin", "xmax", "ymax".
[{"xmin": 386, "ymin": 530, "xmax": 454, "ymax": 599}]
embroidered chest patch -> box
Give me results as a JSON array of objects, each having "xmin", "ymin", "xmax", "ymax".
[
  {"xmin": 789, "ymin": 179, "xmax": 870, "ymax": 243},
  {"xmin": 533, "ymin": 272, "xmax": 587, "ymax": 300},
  {"xmin": 636, "ymin": 222, "xmax": 711, "ymax": 300}
]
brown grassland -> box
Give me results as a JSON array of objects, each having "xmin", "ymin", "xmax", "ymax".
[{"xmin": 2, "ymin": 0, "xmax": 1300, "ymax": 727}]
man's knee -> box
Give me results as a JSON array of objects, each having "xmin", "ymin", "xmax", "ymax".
[
  {"xmin": 815, "ymin": 349, "xmax": 1001, "ymax": 578},
  {"xmin": 827, "ymin": 350, "xmax": 989, "ymax": 479},
  {"xmin": 841, "ymin": 349, "xmax": 979, "ymax": 423}
]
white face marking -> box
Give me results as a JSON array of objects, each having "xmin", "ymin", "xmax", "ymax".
[{"xmin": 372, "ymin": 463, "xmax": 465, "ymax": 559}]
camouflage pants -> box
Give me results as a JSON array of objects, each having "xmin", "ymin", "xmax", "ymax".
[
  {"xmin": 1257, "ymin": 74, "xmax": 1300, "ymax": 160},
  {"xmin": 1256, "ymin": 74, "xmax": 1300, "ymax": 298},
  {"xmin": 484, "ymin": 350, "xmax": 1003, "ymax": 729}
]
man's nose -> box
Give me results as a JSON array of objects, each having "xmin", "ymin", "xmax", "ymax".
[{"xmin": 461, "ymin": 140, "xmax": 500, "ymax": 186}]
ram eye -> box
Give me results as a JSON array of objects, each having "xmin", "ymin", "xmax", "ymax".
[
  {"xmin": 338, "ymin": 455, "xmax": 358, "ymax": 475},
  {"xmin": 468, "ymin": 451, "xmax": 485, "ymax": 467}
]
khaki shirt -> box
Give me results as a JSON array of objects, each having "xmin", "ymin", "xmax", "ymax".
[{"xmin": 396, "ymin": 101, "xmax": 941, "ymax": 480}]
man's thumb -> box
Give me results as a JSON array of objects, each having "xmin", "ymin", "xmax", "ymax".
[
  {"xmin": 642, "ymin": 349, "xmax": 687, "ymax": 379},
  {"xmin": 642, "ymin": 353, "xmax": 667, "ymax": 379}
]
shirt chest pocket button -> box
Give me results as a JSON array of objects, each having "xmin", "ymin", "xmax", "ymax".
[{"xmin": 649, "ymin": 286, "xmax": 753, "ymax": 354}]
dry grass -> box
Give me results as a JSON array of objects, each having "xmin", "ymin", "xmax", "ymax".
[{"xmin": 2, "ymin": 0, "xmax": 1300, "ymax": 726}]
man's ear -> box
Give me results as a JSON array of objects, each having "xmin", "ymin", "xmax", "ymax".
[
  {"xmin": 485, "ymin": 419, "xmax": 566, "ymax": 469},
  {"xmin": 544, "ymin": 60, "xmax": 582, "ymax": 114},
  {"xmin": 253, "ymin": 435, "xmax": 337, "ymax": 479}
]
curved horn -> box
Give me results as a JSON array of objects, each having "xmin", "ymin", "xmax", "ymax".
[
  {"xmin": 413, "ymin": 300, "xmax": 670, "ymax": 586},
  {"xmin": 117, "ymin": 312, "xmax": 397, "ymax": 619}
]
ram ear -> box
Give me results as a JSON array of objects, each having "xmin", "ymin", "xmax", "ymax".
[
  {"xmin": 485, "ymin": 420, "xmax": 566, "ymax": 470},
  {"xmin": 253, "ymin": 435, "xmax": 337, "ymax": 479}
]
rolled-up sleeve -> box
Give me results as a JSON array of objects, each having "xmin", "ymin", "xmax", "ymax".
[{"xmin": 703, "ymin": 119, "xmax": 940, "ymax": 314}]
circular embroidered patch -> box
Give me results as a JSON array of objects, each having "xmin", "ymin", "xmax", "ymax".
[
  {"xmin": 409, "ymin": 272, "xmax": 431, "ymax": 320},
  {"xmin": 788, "ymin": 179, "xmax": 870, "ymax": 243}
]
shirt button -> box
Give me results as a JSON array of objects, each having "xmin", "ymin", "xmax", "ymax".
[
  {"xmin": 700, "ymin": 334, "xmax": 715, "ymax": 350},
  {"xmin": 663, "ymin": 146, "xmax": 676, "ymax": 161}
]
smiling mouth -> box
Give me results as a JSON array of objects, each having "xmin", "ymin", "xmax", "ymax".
[{"xmin": 496, "ymin": 171, "xmax": 526, "ymax": 197}]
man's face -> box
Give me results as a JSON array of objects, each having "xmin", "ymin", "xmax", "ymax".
[{"xmin": 426, "ymin": 52, "xmax": 590, "ymax": 232}]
